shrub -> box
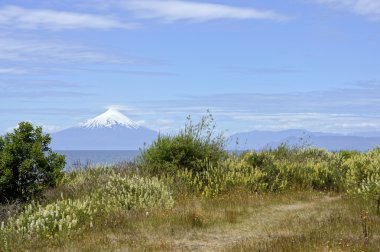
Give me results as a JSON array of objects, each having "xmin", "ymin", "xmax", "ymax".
[
  {"xmin": 344, "ymin": 148, "xmax": 380, "ymax": 199},
  {"xmin": 0, "ymin": 173, "xmax": 174, "ymax": 241},
  {"xmin": 339, "ymin": 150, "xmax": 360, "ymax": 160},
  {"xmin": 242, "ymin": 147, "xmax": 346, "ymax": 192},
  {"xmin": 0, "ymin": 122, "xmax": 65, "ymax": 203},
  {"xmin": 175, "ymin": 156, "xmax": 268, "ymax": 197},
  {"xmin": 96, "ymin": 174, "xmax": 174, "ymax": 211},
  {"xmin": 55, "ymin": 166, "xmax": 115, "ymax": 200},
  {"xmin": 1, "ymin": 197, "xmax": 98, "ymax": 239},
  {"xmin": 277, "ymin": 149, "xmax": 343, "ymax": 191},
  {"xmin": 242, "ymin": 151, "xmax": 283, "ymax": 191},
  {"xmin": 169, "ymin": 146, "xmax": 348, "ymax": 197},
  {"xmin": 140, "ymin": 113, "xmax": 227, "ymax": 176}
]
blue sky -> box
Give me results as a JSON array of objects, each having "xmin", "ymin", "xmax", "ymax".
[{"xmin": 1, "ymin": 0, "xmax": 380, "ymax": 135}]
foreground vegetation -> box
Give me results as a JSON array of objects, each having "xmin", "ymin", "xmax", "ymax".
[
  {"xmin": 0, "ymin": 122, "xmax": 65, "ymax": 203},
  {"xmin": 1, "ymin": 116, "xmax": 380, "ymax": 251}
]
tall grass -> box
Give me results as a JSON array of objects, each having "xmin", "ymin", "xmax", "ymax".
[
  {"xmin": 1, "ymin": 114, "xmax": 380, "ymax": 251},
  {"xmin": 1, "ymin": 146, "xmax": 380, "ymax": 251},
  {"xmin": 0, "ymin": 169, "xmax": 174, "ymax": 251},
  {"xmin": 227, "ymin": 196, "xmax": 380, "ymax": 252},
  {"xmin": 164, "ymin": 146, "xmax": 380, "ymax": 201}
]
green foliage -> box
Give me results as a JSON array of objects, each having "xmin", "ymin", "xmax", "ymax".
[
  {"xmin": 171, "ymin": 146, "xmax": 350, "ymax": 197},
  {"xmin": 57, "ymin": 166, "xmax": 115, "ymax": 200},
  {"xmin": 175, "ymin": 156, "xmax": 267, "ymax": 197},
  {"xmin": 344, "ymin": 148, "xmax": 380, "ymax": 199},
  {"xmin": 0, "ymin": 122, "xmax": 65, "ymax": 203},
  {"xmin": 339, "ymin": 149, "xmax": 360, "ymax": 160},
  {"xmin": 0, "ymin": 136, "xmax": 4, "ymax": 151},
  {"xmin": 1, "ymin": 197, "xmax": 97, "ymax": 240},
  {"xmin": 139, "ymin": 119, "xmax": 379, "ymax": 199},
  {"xmin": 1, "ymin": 134, "xmax": 380, "ymax": 250},
  {"xmin": 0, "ymin": 172, "xmax": 174, "ymax": 242},
  {"xmin": 242, "ymin": 151, "xmax": 284, "ymax": 191},
  {"xmin": 274, "ymin": 148, "xmax": 344, "ymax": 191},
  {"xmin": 140, "ymin": 112, "xmax": 226, "ymax": 175},
  {"xmin": 96, "ymin": 174, "xmax": 174, "ymax": 211}
]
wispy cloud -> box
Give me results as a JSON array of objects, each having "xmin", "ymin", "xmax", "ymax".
[
  {"xmin": 112, "ymin": 81, "xmax": 380, "ymax": 133},
  {"xmin": 0, "ymin": 107, "xmax": 96, "ymax": 116},
  {"xmin": 6, "ymin": 123, "xmax": 63, "ymax": 133},
  {"xmin": 120, "ymin": 0, "xmax": 290, "ymax": 22},
  {"xmin": 221, "ymin": 66, "xmax": 301, "ymax": 75},
  {"xmin": 106, "ymin": 104, "xmax": 139, "ymax": 112},
  {"xmin": 0, "ymin": 90, "xmax": 91, "ymax": 99},
  {"xmin": 230, "ymin": 113, "xmax": 380, "ymax": 133},
  {"xmin": 312, "ymin": 0, "xmax": 380, "ymax": 21},
  {"xmin": 0, "ymin": 79, "xmax": 87, "ymax": 89},
  {"xmin": 0, "ymin": 35, "xmax": 135, "ymax": 64},
  {"xmin": 159, "ymin": 82, "xmax": 380, "ymax": 115},
  {"xmin": 0, "ymin": 67, "xmax": 29, "ymax": 74},
  {"xmin": 60, "ymin": 67, "xmax": 177, "ymax": 76},
  {"xmin": 0, "ymin": 5, "xmax": 136, "ymax": 30},
  {"xmin": 0, "ymin": 79, "xmax": 93, "ymax": 100}
]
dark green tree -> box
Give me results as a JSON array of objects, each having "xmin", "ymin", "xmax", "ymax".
[{"xmin": 0, "ymin": 122, "xmax": 65, "ymax": 203}]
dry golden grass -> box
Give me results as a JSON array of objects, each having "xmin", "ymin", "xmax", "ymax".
[
  {"xmin": 5, "ymin": 191, "xmax": 379, "ymax": 252},
  {"xmin": 227, "ymin": 194, "xmax": 380, "ymax": 252}
]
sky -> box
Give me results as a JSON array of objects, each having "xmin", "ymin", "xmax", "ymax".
[{"xmin": 1, "ymin": 0, "xmax": 380, "ymax": 135}]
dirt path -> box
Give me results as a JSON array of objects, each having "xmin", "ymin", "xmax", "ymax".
[{"xmin": 170, "ymin": 195, "xmax": 340, "ymax": 251}]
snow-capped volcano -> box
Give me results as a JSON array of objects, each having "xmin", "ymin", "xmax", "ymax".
[
  {"xmin": 51, "ymin": 109, "xmax": 157, "ymax": 150},
  {"xmin": 81, "ymin": 109, "xmax": 140, "ymax": 129}
]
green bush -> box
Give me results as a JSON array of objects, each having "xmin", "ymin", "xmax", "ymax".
[
  {"xmin": 148, "ymin": 141, "xmax": 351, "ymax": 198},
  {"xmin": 140, "ymin": 113, "xmax": 227, "ymax": 175},
  {"xmin": 0, "ymin": 173, "xmax": 174, "ymax": 241},
  {"xmin": 175, "ymin": 156, "xmax": 267, "ymax": 197},
  {"xmin": 96, "ymin": 174, "xmax": 175, "ymax": 211},
  {"xmin": 242, "ymin": 151, "xmax": 283, "ymax": 191},
  {"xmin": 344, "ymin": 148, "xmax": 380, "ymax": 199},
  {"xmin": 0, "ymin": 122, "xmax": 65, "ymax": 203},
  {"xmin": 175, "ymin": 146, "xmax": 348, "ymax": 198},
  {"xmin": 276, "ymin": 149, "xmax": 343, "ymax": 191}
]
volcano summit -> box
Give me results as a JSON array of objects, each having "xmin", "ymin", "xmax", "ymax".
[{"xmin": 51, "ymin": 109, "xmax": 158, "ymax": 150}]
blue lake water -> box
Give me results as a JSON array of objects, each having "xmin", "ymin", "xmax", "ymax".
[{"xmin": 57, "ymin": 150, "xmax": 141, "ymax": 170}]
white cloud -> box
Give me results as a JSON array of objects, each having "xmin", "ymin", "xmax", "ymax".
[
  {"xmin": 0, "ymin": 36, "xmax": 124, "ymax": 64},
  {"xmin": 312, "ymin": 0, "xmax": 380, "ymax": 20},
  {"xmin": 0, "ymin": 5, "xmax": 136, "ymax": 30},
  {"xmin": 122, "ymin": 0, "xmax": 290, "ymax": 22},
  {"xmin": 230, "ymin": 113, "xmax": 380, "ymax": 133},
  {"xmin": 147, "ymin": 119, "xmax": 178, "ymax": 133},
  {"xmin": 6, "ymin": 123, "xmax": 62, "ymax": 133},
  {"xmin": 40, "ymin": 124, "xmax": 63, "ymax": 133},
  {"xmin": 106, "ymin": 104, "xmax": 139, "ymax": 112},
  {"xmin": 0, "ymin": 67, "xmax": 28, "ymax": 74},
  {"xmin": 116, "ymin": 82, "xmax": 380, "ymax": 134}
]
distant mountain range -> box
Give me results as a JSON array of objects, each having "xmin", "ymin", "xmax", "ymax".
[
  {"xmin": 51, "ymin": 109, "xmax": 380, "ymax": 151},
  {"xmin": 51, "ymin": 109, "xmax": 157, "ymax": 150},
  {"xmin": 228, "ymin": 129, "xmax": 380, "ymax": 152}
]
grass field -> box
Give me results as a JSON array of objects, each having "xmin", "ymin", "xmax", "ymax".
[
  {"xmin": 1, "ymin": 180, "xmax": 379, "ymax": 251},
  {"xmin": 2, "ymin": 122, "xmax": 380, "ymax": 251}
]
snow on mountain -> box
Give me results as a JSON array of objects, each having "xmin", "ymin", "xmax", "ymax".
[
  {"xmin": 51, "ymin": 109, "xmax": 380, "ymax": 152},
  {"xmin": 51, "ymin": 109, "xmax": 158, "ymax": 150},
  {"xmin": 80, "ymin": 109, "xmax": 140, "ymax": 129}
]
